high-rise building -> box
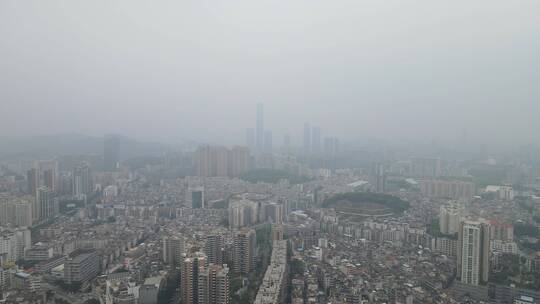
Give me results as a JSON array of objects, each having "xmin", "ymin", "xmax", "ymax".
[
  {"xmin": 371, "ymin": 162, "xmax": 386, "ymax": 193},
  {"xmin": 104, "ymin": 136, "xmax": 120, "ymax": 171},
  {"xmin": 27, "ymin": 168, "xmax": 39, "ymax": 197},
  {"xmin": 197, "ymin": 145, "xmax": 213, "ymax": 177},
  {"xmin": 311, "ymin": 126, "xmax": 321, "ymax": 154},
  {"xmin": 58, "ymin": 172, "xmax": 73, "ymax": 195},
  {"xmin": 181, "ymin": 253, "xmax": 207, "ymax": 304},
  {"xmin": 229, "ymin": 199, "xmax": 258, "ymax": 229},
  {"xmin": 73, "ymin": 162, "xmax": 92, "ymax": 196},
  {"xmin": 264, "ymin": 203, "xmax": 284, "ymax": 225},
  {"xmin": 197, "ymin": 146, "xmax": 250, "ymax": 178},
  {"xmin": 162, "ymin": 236, "xmax": 184, "ymax": 265},
  {"xmin": 282, "ymin": 133, "xmax": 291, "ymax": 154},
  {"xmin": 271, "ymin": 225, "xmax": 284, "ymax": 241},
  {"xmin": 214, "ymin": 147, "xmax": 229, "ymax": 177},
  {"xmin": 419, "ymin": 179, "xmax": 476, "ymax": 200},
  {"xmin": 246, "ymin": 128, "xmax": 256, "ymax": 153},
  {"xmin": 0, "ymin": 231, "xmax": 17, "ymax": 262},
  {"xmin": 42, "ymin": 169, "xmax": 55, "ymax": 192},
  {"xmin": 410, "ymin": 157, "xmax": 441, "ymax": 178},
  {"xmin": 264, "ymin": 130, "xmax": 272, "ymax": 154},
  {"xmin": 323, "ymin": 137, "xmax": 339, "ymax": 159},
  {"xmin": 38, "ymin": 160, "xmax": 58, "ymax": 192},
  {"xmin": 38, "ymin": 187, "xmax": 57, "ymax": 221},
  {"xmin": 14, "ymin": 228, "xmax": 31, "ymax": 260},
  {"xmin": 439, "ymin": 203, "xmax": 464, "ymax": 235},
  {"xmin": 303, "ymin": 122, "xmax": 311, "ymax": 155},
  {"xmin": 192, "ymin": 189, "xmax": 205, "ymax": 209},
  {"xmin": 488, "ymin": 220, "xmax": 514, "ymax": 241},
  {"xmin": 229, "ymin": 146, "xmax": 250, "ymax": 177},
  {"xmin": 14, "ymin": 199, "xmax": 33, "ymax": 227},
  {"xmin": 198, "ymin": 264, "xmax": 230, "ymax": 304},
  {"xmin": 457, "ymin": 220, "xmax": 490, "ymax": 285},
  {"xmin": 0, "ymin": 197, "xmax": 33, "ymax": 227},
  {"xmin": 204, "ymin": 235, "xmax": 224, "ymax": 266},
  {"xmin": 233, "ymin": 229, "xmax": 256, "ymax": 275},
  {"xmin": 256, "ymin": 103, "xmax": 264, "ymax": 153}
]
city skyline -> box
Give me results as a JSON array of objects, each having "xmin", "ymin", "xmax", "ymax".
[
  {"xmin": 1, "ymin": 1, "xmax": 540, "ymax": 147},
  {"xmin": 1, "ymin": 2, "xmax": 540, "ymax": 304}
]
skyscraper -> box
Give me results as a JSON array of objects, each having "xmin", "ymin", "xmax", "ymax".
[
  {"xmin": 197, "ymin": 146, "xmax": 249, "ymax": 178},
  {"xmin": 192, "ymin": 189, "xmax": 204, "ymax": 209},
  {"xmin": 204, "ymin": 235, "xmax": 224, "ymax": 266},
  {"xmin": 27, "ymin": 168, "xmax": 39, "ymax": 197},
  {"xmin": 439, "ymin": 203, "xmax": 464, "ymax": 235},
  {"xmin": 14, "ymin": 199, "xmax": 33, "ymax": 227},
  {"xmin": 246, "ymin": 128, "xmax": 255, "ymax": 152},
  {"xmin": 214, "ymin": 147, "xmax": 229, "ymax": 177},
  {"xmin": 410, "ymin": 157, "xmax": 441, "ymax": 178},
  {"xmin": 458, "ymin": 220, "xmax": 490, "ymax": 285},
  {"xmin": 311, "ymin": 126, "xmax": 321, "ymax": 154},
  {"xmin": 303, "ymin": 122, "xmax": 311, "ymax": 155},
  {"xmin": 73, "ymin": 162, "xmax": 92, "ymax": 196},
  {"xmin": 38, "ymin": 186, "xmax": 57, "ymax": 221},
  {"xmin": 256, "ymin": 103, "xmax": 264, "ymax": 153},
  {"xmin": 1, "ymin": 197, "xmax": 34, "ymax": 227},
  {"xmin": 38, "ymin": 160, "xmax": 58, "ymax": 192},
  {"xmin": 233, "ymin": 229, "xmax": 256, "ymax": 275},
  {"xmin": 371, "ymin": 162, "xmax": 386, "ymax": 193},
  {"xmin": 264, "ymin": 130, "xmax": 272, "ymax": 154},
  {"xmin": 197, "ymin": 145, "xmax": 213, "ymax": 177},
  {"xmin": 104, "ymin": 136, "xmax": 120, "ymax": 171},
  {"xmin": 181, "ymin": 253, "xmax": 207, "ymax": 304},
  {"xmin": 42, "ymin": 169, "xmax": 56, "ymax": 192},
  {"xmin": 229, "ymin": 146, "xmax": 250, "ymax": 177},
  {"xmin": 198, "ymin": 264, "xmax": 230, "ymax": 304},
  {"xmin": 282, "ymin": 133, "xmax": 291, "ymax": 154},
  {"xmin": 162, "ymin": 236, "xmax": 185, "ymax": 266}
]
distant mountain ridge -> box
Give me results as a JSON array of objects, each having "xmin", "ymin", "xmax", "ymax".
[{"xmin": 0, "ymin": 134, "xmax": 172, "ymax": 160}]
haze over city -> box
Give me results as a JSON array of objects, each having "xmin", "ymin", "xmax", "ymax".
[
  {"xmin": 1, "ymin": 0, "xmax": 539, "ymax": 147},
  {"xmin": 2, "ymin": 2, "xmax": 540, "ymax": 304}
]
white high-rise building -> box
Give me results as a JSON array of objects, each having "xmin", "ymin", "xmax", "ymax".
[
  {"xmin": 163, "ymin": 236, "xmax": 185, "ymax": 266},
  {"xmin": 228, "ymin": 199, "xmax": 258, "ymax": 229},
  {"xmin": 0, "ymin": 232, "xmax": 17, "ymax": 262},
  {"xmin": 15, "ymin": 228, "xmax": 31, "ymax": 260},
  {"xmin": 439, "ymin": 203, "xmax": 465, "ymax": 235},
  {"xmin": 458, "ymin": 220, "xmax": 490, "ymax": 285},
  {"xmin": 0, "ymin": 197, "xmax": 33, "ymax": 227}
]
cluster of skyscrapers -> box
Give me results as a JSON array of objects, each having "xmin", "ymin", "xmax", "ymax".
[
  {"xmin": 246, "ymin": 104, "xmax": 339, "ymax": 159},
  {"xmin": 163, "ymin": 228, "xmax": 257, "ymax": 304}
]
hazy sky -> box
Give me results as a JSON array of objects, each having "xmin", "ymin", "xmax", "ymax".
[{"xmin": 1, "ymin": 1, "xmax": 539, "ymax": 147}]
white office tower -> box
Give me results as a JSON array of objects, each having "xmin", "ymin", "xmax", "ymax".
[{"xmin": 458, "ymin": 220, "xmax": 490, "ymax": 285}]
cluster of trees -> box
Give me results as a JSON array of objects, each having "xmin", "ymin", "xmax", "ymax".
[
  {"xmin": 490, "ymin": 254, "xmax": 520, "ymax": 284},
  {"xmin": 322, "ymin": 192, "xmax": 410, "ymax": 213},
  {"xmin": 515, "ymin": 223, "xmax": 540, "ymax": 238}
]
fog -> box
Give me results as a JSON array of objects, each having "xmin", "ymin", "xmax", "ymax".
[{"xmin": 1, "ymin": 0, "xmax": 539, "ymax": 147}]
